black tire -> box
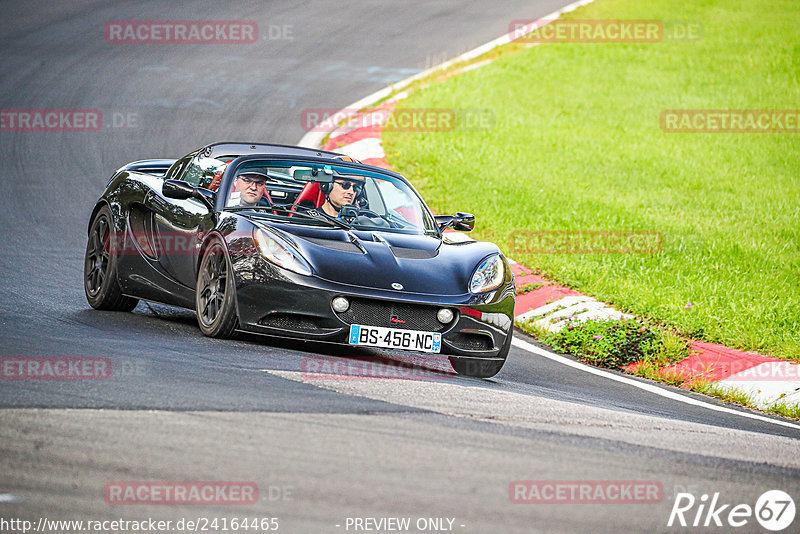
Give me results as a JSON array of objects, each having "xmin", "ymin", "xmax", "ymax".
[
  {"xmin": 84, "ymin": 206, "xmax": 139, "ymax": 311},
  {"xmin": 195, "ymin": 240, "xmax": 239, "ymax": 338},
  {"xmin": 449, "ymin": 329, "xmax": 513, "ymax": 378}
]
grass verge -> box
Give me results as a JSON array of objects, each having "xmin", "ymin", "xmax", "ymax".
[
  {"xmin": 522, "ymin": 317, "xmax": 800, "ymax": 420},
  {"xmin": 690, "ymin": 381, "xmax": 800, "ymax": 420}
]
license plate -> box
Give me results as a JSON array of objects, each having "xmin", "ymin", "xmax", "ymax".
[{"xmin": 348, "ymin": 325, "xmax": 442, "ymax": 353}]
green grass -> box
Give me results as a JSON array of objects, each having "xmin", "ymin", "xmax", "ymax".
[
  {"xmin": 515, "ymin": 281, "xmax": 543, "ymax": 294},
  {"xmin": 517, "ymin": 316, "xmax": 800, "ymax": 420},
  {"xmin": 539, "ymin": 318, "xmax": 664, "ymax": 368},
  {"xmin": 384, "ymin": 0, "xmax": 800, "ymax": 361},
  {"xmin": 768, "ymin": 401, "xmax": 800, "ymax": 419},
  {"xmin": 528, "ymin": 317, "xmax": 689, "ymax": 369}
]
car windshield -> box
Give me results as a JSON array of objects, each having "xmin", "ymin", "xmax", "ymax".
[{"xmin": 223, "ymin": 159, "xmax": 437, "ymax": 235}]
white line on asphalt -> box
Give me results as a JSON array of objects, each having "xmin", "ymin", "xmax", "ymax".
[{"xmin": 512, "ymin": 337, "xmax": 800, "ymax": 430}]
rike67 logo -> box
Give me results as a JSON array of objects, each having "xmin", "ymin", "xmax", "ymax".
[{"xmin": 668, "ymin": 490, "xmax": 795, "ymax": 531}]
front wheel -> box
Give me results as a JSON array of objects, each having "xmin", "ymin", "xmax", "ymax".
[
  {"xmin": 196, "ymin": 240, "xmax": 239, "ymax": 338},
  {"xmin": 84, "ymin": 205, "xmax": 139, "ymax": 311},
  {"xmin": 448, "ymin": 357, "xmax": 506, "ymax": 378}
]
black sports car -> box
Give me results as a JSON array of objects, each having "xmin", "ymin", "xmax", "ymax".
[{"xmin": 84, "ymin": 142, "xmax": 515, "ymax": 377}]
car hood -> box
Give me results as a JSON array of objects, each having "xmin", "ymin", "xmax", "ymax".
[{"xmin": 274, "ymin": 226, "xmax": 501, "ymax": 296}]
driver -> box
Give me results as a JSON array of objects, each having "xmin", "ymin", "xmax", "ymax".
[
  {"xmin": 320, "ymin": 175, "xmax": 364, "ymax": 218},
  {"xmin": 228, "ymin": 172, "xmax": 270, "ymax": 207}
]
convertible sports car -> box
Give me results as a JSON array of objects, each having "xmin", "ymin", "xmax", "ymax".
[{"xmin": 84, "ymin": 142, "xmax": 515, "ymax": 377}]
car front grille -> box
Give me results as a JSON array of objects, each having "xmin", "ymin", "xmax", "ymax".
[{"xmin": 335, "ymin": 298, "xmax": 452, "ymax": 332}]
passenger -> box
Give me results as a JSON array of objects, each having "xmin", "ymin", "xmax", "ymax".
[{"xmin": 228, "ymin": 172, "xmax": 269, "ymax": 207}]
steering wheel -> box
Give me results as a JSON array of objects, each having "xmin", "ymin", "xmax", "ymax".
[
  {"xmin": 355, "ymin": 208, "xmax": 402, "ymax": 229},
  {"xmin": 357, "ymin": 208, "xmax": 381, "ymax": 218}
]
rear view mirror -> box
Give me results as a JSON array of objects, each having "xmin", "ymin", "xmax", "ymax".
[{"xmin": 293, "ymin": 167, "xmax": 333, "ymax": 183}]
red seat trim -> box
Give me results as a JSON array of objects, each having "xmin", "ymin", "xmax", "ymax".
[{"xmin": 293, "ymin": 182, "xmax": 325, "ymax": 208}]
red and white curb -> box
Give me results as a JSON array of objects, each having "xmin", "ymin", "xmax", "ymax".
[
  {"xmin": 511, "ymin": 259, "xmax": 800, "ymax": 408},
  {"xmin": 296, "ymin": 1, "xmax": 800, "ymax": 413},
  {"xmin": 512, "ymin": 262, "xmax": 632, "ymax": 332}
]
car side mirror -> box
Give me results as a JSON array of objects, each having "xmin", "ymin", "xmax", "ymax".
[
  {"xmin": 435, "ymin": 212, "xmax": 475, "ymax": 232},
  {"xmin": 163, "ymin": 179, "xmax": 194, "ymax": 199},
  {"xmin": 163, "ymin": 179, "xmax": 215, "ymax": 211}
]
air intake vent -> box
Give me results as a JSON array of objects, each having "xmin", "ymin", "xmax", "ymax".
[
  {"xmin": 390, "ymin": 247, "xmax": 438, "ymax": 259},
  {"xmin": 448, "ymin": 333, "xmax": 493, "ymax": 351},
  {"xmin": 258, "ymin": 313, "xmax": 321, "ymax": 333},
  {"xmin": 305, "ymin": 237, "xmax": 362, "ymax": 253}
]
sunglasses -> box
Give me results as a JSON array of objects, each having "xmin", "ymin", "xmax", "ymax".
[
  {"xmin": 238, "ymin": 176, "xmax": 266, "ymax": 186},
  {"xmin": 334, "ymin": 180, "xmax": 361, "ymax": 191}
]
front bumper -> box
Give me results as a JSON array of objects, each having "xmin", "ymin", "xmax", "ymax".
[{"xmin": 232, "ymin": 257, "xmax": 515, "ymax": 358}]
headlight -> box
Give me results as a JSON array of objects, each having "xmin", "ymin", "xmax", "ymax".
[
  {"xmin": 253, "ymin": 228, "xmax": 312, "ymax": 276},
  {"xmin": 469, "ymin": 254, "xmax": 504, "ymax": 293}
]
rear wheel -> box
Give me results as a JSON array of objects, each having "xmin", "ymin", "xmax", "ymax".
[
  {"xmin": 84, "ymin": 206, "xmax": 139, "ymax": 311},
  {"xmin": 196, "ymin": 240, "xmax": 239, "ymax": 338}
]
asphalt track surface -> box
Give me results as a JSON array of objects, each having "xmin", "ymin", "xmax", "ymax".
[{"xmin": 1, "ymin": 2, "xmax": 799, "ymax": 533}]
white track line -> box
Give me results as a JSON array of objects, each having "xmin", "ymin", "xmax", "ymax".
[{"xmin": 512, "ymin": 337, "xmax": 800, "ymax": 430}]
